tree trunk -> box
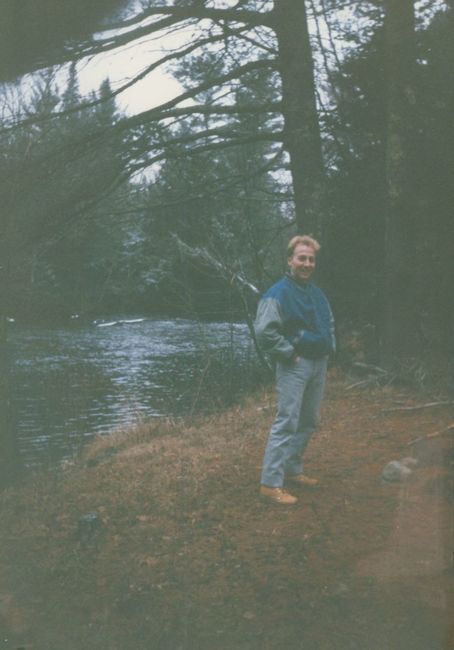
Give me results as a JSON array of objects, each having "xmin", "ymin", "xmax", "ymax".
[
  {"xmin": 381, "ymin": 0, "xmax": 418, "ymax": 370},
  {"xmin": 272, "ymin": 0, "xmax": 325, "ymax": 235},
  {"xmin": 0, "ymin": 315, "xmax": 20, "ymax": 489}
]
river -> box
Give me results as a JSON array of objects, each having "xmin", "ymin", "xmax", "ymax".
[{"xmin": 10, "ymin": 317, "xmax": 260, "ymax": 467}]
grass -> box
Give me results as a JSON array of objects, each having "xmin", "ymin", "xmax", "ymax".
[{"xmin": 0, "ymin": 371, "xmax": 452, "ymax": 650}]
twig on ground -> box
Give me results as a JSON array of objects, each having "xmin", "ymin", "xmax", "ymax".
[
  {"xmin": 383, "ymin": 401, "xmax": 454, "ymax": 414},
  {"xmin": 346, "ymin": 379, "xmax": 376, "ymax": 390},
  {"xmin": 346, "ymin": 374, "xmax": 394, "ymax": 391},
  {"xmin": 346, "ymin": 363, "xmax": 395, "ymax": 390},
  {"xmin": 407, "ymin": 422, "xmax": 454, "ymax": 446},
  {"xmin": 352, "ymin": 362, "xmax": 388, "ymax": 375}
]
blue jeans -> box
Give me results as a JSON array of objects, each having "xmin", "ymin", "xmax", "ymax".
[{"xmin": 261, "ymin": 356, "xmax": 327, "ymax": 488}]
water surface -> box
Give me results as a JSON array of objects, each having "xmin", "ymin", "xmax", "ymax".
[{"xmin": 10, "ymin": 317, "xmax": 257, "ymax": 467}]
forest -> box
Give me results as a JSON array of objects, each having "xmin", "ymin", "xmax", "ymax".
[
  {"xmin": 0, "ymin": 1, "xmax": 453, "ymax": 482},
  {"xmin": 1, "ymin": 0, "xmax": 452, "ymax": 351}
]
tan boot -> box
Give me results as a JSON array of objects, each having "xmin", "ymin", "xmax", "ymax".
[
  {"xmin": 260, "ymin": 486, "xmax": 298, "ymax": 505},
  {"xmin": 286, "ymin": 474, "xmax": 319, "ymax": 487}
]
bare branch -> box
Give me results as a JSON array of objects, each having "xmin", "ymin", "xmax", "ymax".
[
  {"xmin": 117, "ymin": 58, "xmax": 276, "ymax": 131},
  {"xmin": 101, "ymin": 4, "xmax": 274, "ymax": 33},
  {"xmin": 126, "ymin": 131, "xmax": 284, "ymax": 175},
  {"xmin": 171, "ymin": 234, "xmax": 260, "ymax": 296},
  {"xmin": 1, "ymin": 26, "xmax": 251, "ymax": 133},
  {"xmin": 61, "ymin": 5, "xmax": 274, "ymax": 64},
  {"xmin": 137, "ymin": 101, "xmax": 282, "ymax": 123}
]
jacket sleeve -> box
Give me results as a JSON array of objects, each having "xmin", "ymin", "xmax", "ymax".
[{"xmin": 254, "ymin": 297, "xmax": 295, "ymax": 361}]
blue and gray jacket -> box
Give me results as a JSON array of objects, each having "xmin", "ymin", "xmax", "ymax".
[{"xmin": 254, "ymin": 274, "xmax": 335, "ymax": 362}]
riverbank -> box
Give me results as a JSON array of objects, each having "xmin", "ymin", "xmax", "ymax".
[{"xmin": 1, "ymin": 371, "xmax": 453, "ymax": 649}]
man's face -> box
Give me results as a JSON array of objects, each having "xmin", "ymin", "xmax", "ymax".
[{"xmin": 288, "ymin": 244, "xmax": 316, "ymax": 283}]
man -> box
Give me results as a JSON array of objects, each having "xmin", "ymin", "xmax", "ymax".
[{"xmin": 255, "ymin": 235, "xmax": 335, "ymax": 505}]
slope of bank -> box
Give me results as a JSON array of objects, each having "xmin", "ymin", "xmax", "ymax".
[{"xmin": 0, "ymin": 371, "xmax": 453, "ymax": 649}]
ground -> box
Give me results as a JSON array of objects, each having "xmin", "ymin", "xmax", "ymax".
[{"xmin": 0, "ymin": 371, "xmax": 452, "ymax": 649}]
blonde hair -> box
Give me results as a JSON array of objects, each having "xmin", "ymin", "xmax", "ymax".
[{"xmin": 287, "ymin": 235, "xmax": 321, "ymax": 257}]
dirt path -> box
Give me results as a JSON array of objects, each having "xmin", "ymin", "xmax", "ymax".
[{"xmin": 0, "ymin": 375, "xmax": 452, "ymax": 649}]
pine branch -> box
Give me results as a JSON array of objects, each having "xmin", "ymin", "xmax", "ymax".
[{"xmin": 143, "ymin": 147, "xmax": 285, "ymax": 208}]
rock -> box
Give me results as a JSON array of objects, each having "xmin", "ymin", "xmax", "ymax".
[{"xmin": 382, "ymin": 460, "xmax": 413, "ymax": 482}]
